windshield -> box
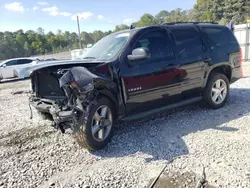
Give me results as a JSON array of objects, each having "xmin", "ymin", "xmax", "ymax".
[{"xmin": 80, "ymin": 32, "xmax": 131, "ymax": 61}]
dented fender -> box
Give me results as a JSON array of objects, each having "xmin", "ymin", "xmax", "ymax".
[
  {"xmin": 59, "ymin": 66, "xmax": 119, "ymax": 104},
  {"xmin": 58, "ymin": 66, "xmax": 119, "ymax": 131}
]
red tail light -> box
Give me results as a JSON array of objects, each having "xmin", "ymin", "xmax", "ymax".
[{"xmin": 240, "ymin": 48, "xmax": 243, "ymax": 78}]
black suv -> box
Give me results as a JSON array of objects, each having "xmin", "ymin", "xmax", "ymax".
[{"xmin": 25, "ymin": 22, "xmax": 242, "ymax": 150}]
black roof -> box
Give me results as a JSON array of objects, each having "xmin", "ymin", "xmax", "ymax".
[{"xmin": 111, "ymin": 22, "xmax": 224, "ymax": 36}]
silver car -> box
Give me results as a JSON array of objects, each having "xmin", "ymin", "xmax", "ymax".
[{"xmin": 0, "ymin": 58, "xmax": 38, "ymax": 81}]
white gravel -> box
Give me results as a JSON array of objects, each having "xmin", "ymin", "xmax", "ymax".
[{"xmin": 0, "ymin": 76, "xmax": 250, "ymax": 188}]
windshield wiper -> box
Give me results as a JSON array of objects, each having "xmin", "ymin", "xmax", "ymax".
[{"xmin": 82, "ymin": 57, "xmax": 96, "ymax": 59}]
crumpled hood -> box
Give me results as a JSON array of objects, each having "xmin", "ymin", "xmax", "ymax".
[{"xmin": 14, "ymin": 59, "xmax": 104, "ymax": 78}]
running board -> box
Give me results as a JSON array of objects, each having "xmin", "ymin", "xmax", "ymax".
[{"xmin": 121, "ymin": 96, "xmax": 202, "ymax": 121}]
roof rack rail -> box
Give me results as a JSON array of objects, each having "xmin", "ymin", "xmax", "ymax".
[{"xmin": 162, "ymin": 22, "xmax": 218, "ymax": 25}]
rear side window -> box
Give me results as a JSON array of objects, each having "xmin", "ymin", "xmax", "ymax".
[
  {"xmin": 202, "ymin": 26, "xmax": 238, "ymax": 47},
  {"xmin": 171, "ymin": 27, "xmax": 203, "ymax": 55},
  {"xmin": 18, "ymin": 59, "xmax": 33, "ymax": 65}
]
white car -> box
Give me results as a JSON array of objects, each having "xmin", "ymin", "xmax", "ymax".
[{"xmin": 0, "ymin": 58, "xmax": 38, "ymax": 81}]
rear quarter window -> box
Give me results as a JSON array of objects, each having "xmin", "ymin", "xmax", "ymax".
[{"xmin": 202, "ymin": 26, "xmax": 238, "ymax": 48}]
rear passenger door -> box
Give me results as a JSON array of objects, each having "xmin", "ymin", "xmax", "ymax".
[
  {"xmin": 169, "ymin": 26, "xmax": 210, "ymax": 99},
  {"xmin": 200, "ymin": 26, "xmax": 240, "ymax": 65}
]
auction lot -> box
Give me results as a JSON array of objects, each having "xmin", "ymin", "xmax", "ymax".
[{"xmin": 0, "ymin": 62, "xmax": 250, "ymax": 188}]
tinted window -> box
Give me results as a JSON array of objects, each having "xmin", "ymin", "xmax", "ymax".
[
  {"xmin": 18, "ymin": 59, "xmax": 32, "ymax": 65},
  {"xmin": 5, "ymin": 60, "xmax": 18, "ymax": 66},
  {"xmin": 134, "ymin": 30, "xmax": 174, "ymax": 58},
  {"xmin": 171, "ymin": 27, "xmax": 203, "ymax": 55},
  {"xmin": 202, "ymin": 26, "xmax": 238, "ymax": 47}
]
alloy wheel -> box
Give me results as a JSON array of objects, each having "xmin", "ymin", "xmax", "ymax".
[
  {"xmin": 91, "ymin": 105, "xmax": 113, "ymax": 142},
  {"xmin": 211, "ymin": 79, "xmax": 227, "ymax": 104}
]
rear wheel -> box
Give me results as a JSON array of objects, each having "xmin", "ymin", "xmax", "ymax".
[
  {"xmin": 73, "ymin": 97, "xmax": 115, "ymax": 151},
  {"xmin": 203, "ymin": 72, "xmax": 229, "ymax": 109}
]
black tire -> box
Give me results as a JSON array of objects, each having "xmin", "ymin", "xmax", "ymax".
[
  {"xmin": 203, "ymin": 72, "xmax": 230, "ymax": 109},
  {"xmin": 39, "ymin": 112, "xmax": 53, "ymax": 121},
  {"xmin": 73, "ymin": 97, "xmax": 115, "ymax": 151}
]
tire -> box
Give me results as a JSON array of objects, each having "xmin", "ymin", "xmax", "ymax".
[
  {"xmin": 203, "ymin": 72, "xmax": 230, "ymax": 109},
  {"xmin": 39, "ymin": 112, "xmax": 53, "ymax": 121},
  {"xmin": 73, "ymin": 97, "xmax": 115, "ymax": 151}
]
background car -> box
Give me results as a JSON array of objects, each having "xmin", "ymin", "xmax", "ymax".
[{"xmin": 0, "ymin": 58, "xmax": 38, "ymax": 81}]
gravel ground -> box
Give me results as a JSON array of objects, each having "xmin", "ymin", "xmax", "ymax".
[{"xmin": 1, "ymin": 66, "xmax": 250, "ymax": 188}]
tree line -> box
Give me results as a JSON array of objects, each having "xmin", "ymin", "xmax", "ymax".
[{"xmin": 0, "ymin": 0, "xmax": 249, "ymax": 60}]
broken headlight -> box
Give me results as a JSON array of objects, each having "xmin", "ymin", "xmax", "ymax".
[{"xmin": 70, "ymin": 80, "xmax": 94, "ymax": 94}]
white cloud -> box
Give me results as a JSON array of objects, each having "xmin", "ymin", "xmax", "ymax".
[
  {"xmin": 60, "ymin": 12, "xmax": 72, "ymax": 17},
  {"xmin": 42, "ymin": 6, "xmax": 58, "ymax": 16},
  {"xmin": 123, "ymin": 18, "xmax": 135, "ymax": 25},
  {"xmin": 71, "ymin": 12, "xmax": 94, "ymax": 21},
  {"xmin": 32, "ymin": 6, "xmax": 39, "ymax": 11},
  {"xmin": 97, "ymin": 15, "xmax": 104, "ymax": 20},
  {"xmin": 4, "ymin": 2, "xmax": 25, "ymax": 12},
  {"xmin": 37, "ymin": 1, "xmax": 48, "ymax": 5},
  {"xmin": 42, "ymin": 6, "xmax": 71, "ymax": 17},
  {"xmin": 42, "ymin": 6, "xmax": 58, "ymax": 12}
]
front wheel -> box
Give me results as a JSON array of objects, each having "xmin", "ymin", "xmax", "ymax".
[
  {"xmin": 73, "ymin": 97, "xmax": 115, "ymax": 151},
  {"xmin": 203, "ymin": 72, "xmax": 230, "ymax": 109}
]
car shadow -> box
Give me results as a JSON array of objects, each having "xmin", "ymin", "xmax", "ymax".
[
  {"xmin": 0, "ymin": 77, "xmax": 29, "ymax": 84},
  {"xmin": 92, "ymin": 87, "xmax": 250, "ymax": 163}
]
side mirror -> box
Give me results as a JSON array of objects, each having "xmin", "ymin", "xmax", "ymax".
[
  {"xmin": 127, "ymin": 47, "xmax": 150, "ymax": 62},
  {"xmin": 2, "ymin": 64, "xmax": 6, "ymax": 68}
]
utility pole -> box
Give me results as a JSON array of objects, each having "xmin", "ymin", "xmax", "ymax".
[
  {"xmin": 207, "ymin": 0, "xmax": 209, "ymax": 21},
  {"xmin": 77, "ymin": 15, "xmax": 82, "ymax": 49}
]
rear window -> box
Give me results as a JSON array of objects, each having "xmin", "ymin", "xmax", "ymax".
[{"xmin": 202, "ymin": 26, "xmax": 238, "ymax": 47}]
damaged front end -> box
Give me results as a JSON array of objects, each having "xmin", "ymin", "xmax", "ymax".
[{"xmin": 30, "ymin": 66, "xmax": 111, "ymax": 133}]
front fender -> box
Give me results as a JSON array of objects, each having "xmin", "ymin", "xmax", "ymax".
[{"xmin": 59, "ymin": 66, "xmax": 119, "ymax": 105}]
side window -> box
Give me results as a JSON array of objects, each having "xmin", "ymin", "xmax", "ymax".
[
  {"xmin": 18, "ymin": 59, "xmax": 33, "ymax": 65},
  {"xmin": 5, "ymin": 60, "xmax": 18, "ymax": 66},
  {"xmin": 171, "ymin": 27, "xmax": 203, "ymax": 55},
  {"xmin": 202, "ymin": 26, "xmax": 238, "ymax": 47},
  {"xmin": 134, "ymin": 30, "xmax": 174, "ymax": 59}
]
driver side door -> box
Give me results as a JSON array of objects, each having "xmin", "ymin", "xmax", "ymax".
[{"xmin": 119, "ymin": 28, "xmax": 184, "ymax": 115}]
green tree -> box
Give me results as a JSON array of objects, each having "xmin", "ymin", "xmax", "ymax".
[
  {"xmin": 155, "ymin": 10, "xmax": 170, "ymax": 24},
  {"xmin": 193, "ymin": 0, "xmax": 216, "ymax": 21},
  {"xmin": 136, "ymin": 13, "xmax": 158, "ymax": 27},
  {"xmin": 24, "ymin": 41, "xmax": 32, "ymax": 56},
  {"xmin": 223, "ymin": 0, "xmax": 250, "ymax": 24},
  {"xmin": 37, "ymin": 27, "xmax": 45, "ymax": 35},
  {"xmin": 114, "ymin": 24, "xmax": 129, "ymax": 32},
  {"xmin": 164, "ymin": 8, "xmax": 190, "ymax": 22},
  {"xmin": 81, "ymin": 31, "xmax": 94, "ymax": 45}
]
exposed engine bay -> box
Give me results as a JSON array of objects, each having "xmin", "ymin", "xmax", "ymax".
[{"xmin": 29, "ymin": 64, "xmax": 118, "ymax": 134}]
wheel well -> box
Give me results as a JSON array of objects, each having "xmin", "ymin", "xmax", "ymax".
[
  {"xmin": 209, "ymin": 65, "xmax": 232, "ymax": 82},
  {"xmin": 97, "ymin": 91, "xmax": 118, "ymax": 119}
]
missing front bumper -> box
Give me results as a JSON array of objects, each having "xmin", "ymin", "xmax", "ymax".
[
  {"xmin": 29, "ymin": 96, "xmax": 88, "ymax": 133},
  {"xmin": 29, "ymin": 97, "xmax": 73, "ymax": 124}
]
